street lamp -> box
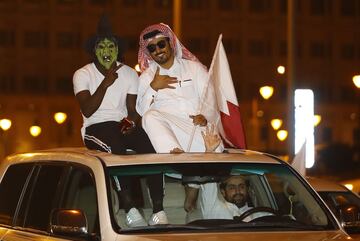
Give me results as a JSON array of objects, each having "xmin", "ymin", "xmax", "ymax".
[
  {"xmin": 314, "ymin": 114, "xmax": 321, "ymax": 127},
  {"xmin": 353, "ymin": 75, "xmax": 360, "ymax": 88},
  {"xmin": 54, "ymin": 112, "xmax": 67, "ymax": 125},
  {"xmin": 259, "ymin": 86, "xmax": 274, "ymax": 100},
  {"xmin": 271, "ymin": 119, "xmax": 283, "ymax": 130},
  {"xmin": 277, "ymin": 130, "xmax": 288, "ymax": 141},
  {"xmin": 30, "ymin": 125, "xmax": 41, "ymax": 137},
  {"xmin": 277, "ymin": 65, "xmax": 285, "ymax": 75},
  {"xmin": 0, "ymin": 119, "xmax": 12, "ymax": 131},
  {"xmin": 0, "ymin": 118, "xmax": 12, "ymax": 158}
]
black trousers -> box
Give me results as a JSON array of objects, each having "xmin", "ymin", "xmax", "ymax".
[
  {"xmin": 84, "ymin": 121, "xmax": 164, "ymax": 213},
  {"xmin": 84, "ymin": 121, "xmax": 155, "ymax": 154}
]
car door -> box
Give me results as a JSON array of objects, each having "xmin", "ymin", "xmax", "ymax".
[
  {"xmin": 59, "ymin": 164, "xmax": 100, "ymax": 237},
  {"xmin": 1, "ymin": 163, "xmax": 69, "ymax": 241},
  {"xmin": 1, "ymin": 161, "xmax": 100, "ymax": 241},
  {"xmin": 0, "ymin": 163, "xmax": 34, "ymax": 239}
]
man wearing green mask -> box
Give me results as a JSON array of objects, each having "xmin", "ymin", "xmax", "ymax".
[
  {"xmin": 94, "ymin": 37, "xmax": 119, "ymax": 70},
  {"xmin": 73, "ymin": 15, "xmax": 167, "ymax": 227}
]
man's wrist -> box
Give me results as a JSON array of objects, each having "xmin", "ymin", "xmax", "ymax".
[
  {"xmin": 150, "ymin": 82, "xmax": 158, "ymax": 91},
  {"xmin": 130, "ymin": 120, "xmax": 136, "ymax": 128},
  {"xmin": 126, "ymin": 118, "xmax": 136, "ymax": 128},
  {"xmin": 99, "ymin": 80, "xmax": 110, "ymax": 90}
]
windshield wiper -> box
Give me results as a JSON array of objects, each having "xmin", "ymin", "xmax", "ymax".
[
  {"xmin": 120, "ymin": 224, "xmax": 210, "ymax": 233},
  {"xmin": 120, "ymin": 219, "xmax": 328, "ymax": 233},
  {"xmin": 219, "ymin": 221, "xmax": 328, "ymax": 231}
]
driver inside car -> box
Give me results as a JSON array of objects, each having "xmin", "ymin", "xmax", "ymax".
[
  {"xmin": 184, "ymin": 175, "xmax": 273, "ymax": 222},
  {"xmin": 183, "ymin": 125, "xmax": 275, "ymax": 222}
]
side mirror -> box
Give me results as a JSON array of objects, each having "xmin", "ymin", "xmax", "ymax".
[
  {"xmin": 336, "ymin": 204, "xmax": 360, "ymax": 234},
  {"xmin": 49, "ymin": 209, "xmax": 88, "ymax": 236}
]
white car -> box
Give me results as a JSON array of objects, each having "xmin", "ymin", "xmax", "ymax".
[{"xmin": 0, "ymin": 148, "xmax": 353, "ymax": 241}]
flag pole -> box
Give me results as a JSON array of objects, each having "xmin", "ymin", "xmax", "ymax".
[{"xmin": 186, "ymin": 34, "xmax": 223, "ymax": 151}]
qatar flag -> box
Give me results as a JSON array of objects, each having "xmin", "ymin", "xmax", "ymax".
[{"xmin": 201, "ymin": 35, "xmax": 246, "ymax": 149}]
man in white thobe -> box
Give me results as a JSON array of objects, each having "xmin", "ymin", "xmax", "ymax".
[
  {"xmin": 185, "ymin": 175, "xmax": 271, "ymax": 222},
  {"xmin": 136, "ymin": 23, "xmax": 222, "ymax": 153}
]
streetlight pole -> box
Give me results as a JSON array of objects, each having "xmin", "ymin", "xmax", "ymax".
[
  {"xmin": 173, "ymin": 0, "xmax": 182, "ymax": 39},
  {"xmin": 353, "ymin": 75, "xmax": 360, "ymax": 161},
  {"xmin": 287, "ymin": 0, "xmax": 296, "ymax": 159},
  {"xmin": 0, "ymin": 119, "xmax": 12, "ymax": 158}
]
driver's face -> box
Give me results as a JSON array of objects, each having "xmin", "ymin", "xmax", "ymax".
[{"xmin": 221, "ymin": 176, "xmax": 248, "ymax": 208}]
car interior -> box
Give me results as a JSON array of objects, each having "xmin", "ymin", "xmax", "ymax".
[{"xmin": 108, "ymin": 162, "xmax": 330, "ymax": 230}]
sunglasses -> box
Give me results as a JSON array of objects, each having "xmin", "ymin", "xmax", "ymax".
[{"xmin": 146, "ymin": 39, "xmax": 167, "ymax": 53}]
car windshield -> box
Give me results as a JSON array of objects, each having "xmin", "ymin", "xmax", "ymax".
[{"xmin": 107, "ymin": 162, "xmax": 333, "ymax": 233}]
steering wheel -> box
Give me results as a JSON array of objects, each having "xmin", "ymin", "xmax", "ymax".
[{"xmin": 236, "ymin": 207, "xmax": 279, "ymax": 221}]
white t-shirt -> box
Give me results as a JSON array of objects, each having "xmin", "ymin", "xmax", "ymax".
[{"xmin": 73, "ymin": 62, "xmax": 138, "ymax": 137}]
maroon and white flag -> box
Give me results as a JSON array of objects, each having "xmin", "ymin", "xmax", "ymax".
[{"xmin": 202, "ymin": 35, "xmax": 246, "ymax": 149}]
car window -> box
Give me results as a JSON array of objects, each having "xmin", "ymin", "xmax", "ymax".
[
  {"xmin": 107, "ymin": 162, "xmax": 333, "ymax": 232},
  {"xmin": 21, "ymin": 164, "xmax": 66, "ymax": 231},
  {"xmin": 0, "ymin": 164, "xmax": 33, "ymax": 226},
  {"xmin": 61, "ymin": 166, "xmax": 99, "ymax": 234}
]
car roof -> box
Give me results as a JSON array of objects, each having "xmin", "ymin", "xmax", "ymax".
[
  {"xmin": 306, "ymin": 177, "xmax": 348, "ymax": 192},
  {"xmin": 3, "ymin": 147, "xmax": 282, "ymax": 168}
]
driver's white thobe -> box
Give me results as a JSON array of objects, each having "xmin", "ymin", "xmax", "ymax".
[{"xmin": 198, "ymin": 183, "xmax": 266, "ymax": 222}]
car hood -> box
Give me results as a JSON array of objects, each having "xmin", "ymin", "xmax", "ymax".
[{"xmin": 119, "ymin": 230, "xmax": 351, "ymax": 241}]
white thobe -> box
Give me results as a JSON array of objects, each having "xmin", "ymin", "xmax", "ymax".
[
  {"xmin": 136, "ymin": 58, "xmax": 220, "ymax": 153},
  {"xmin": 198, "ymin": 183, "xmax": 268, "ymax": 222}
]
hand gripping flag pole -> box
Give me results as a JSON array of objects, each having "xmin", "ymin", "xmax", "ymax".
[{"xmin": 187, "ymin": 34, "xmax": 246, "ymax": 151}]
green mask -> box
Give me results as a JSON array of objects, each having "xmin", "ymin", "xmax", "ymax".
[{"xmin": 95, "ymin": 38, "xmax": 118, "ymax": 70}]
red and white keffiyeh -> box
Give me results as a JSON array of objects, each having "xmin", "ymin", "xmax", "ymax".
[{"xmin": 138, "ymin": 23, "xmax": 203, "ymax": 72}]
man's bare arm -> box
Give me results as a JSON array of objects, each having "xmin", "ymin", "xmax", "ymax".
[
  {"xmin": 126, "ymin": 94, "xmax": 141, "ymax": 125},
  {"xmin": 184, "ymin": 185, "xmax": 199, "ymax": 212}
]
